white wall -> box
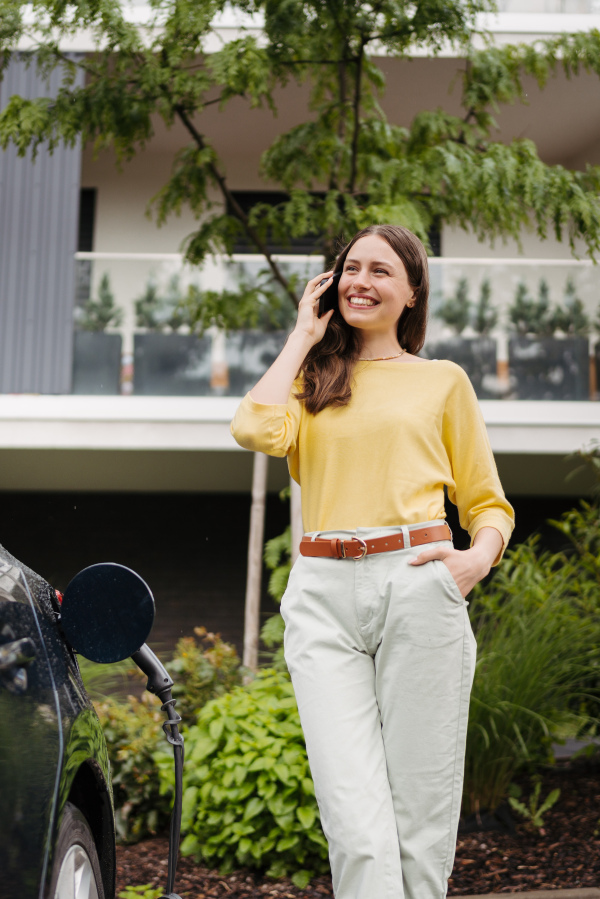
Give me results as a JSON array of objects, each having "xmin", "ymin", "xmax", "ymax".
[{"xmin": 81, "ymin": 54, "xmax": 600, "ymax": 259}]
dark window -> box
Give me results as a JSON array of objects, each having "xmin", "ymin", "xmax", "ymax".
[
  {"xmin": 428, "ymin": 222, "xmax": 442, "ymax": 257},
  {"xmin": 76, "ymin": 189, "xmax": 96, "ymax": 303},
  {"xmin": 78, "ymin": 188, "xmax": 96, "ymax": 252},
  {"xmin": 229, "ymin": 191, "xmax": 442, "ymax": 257},
  {"xmin": 228, "ymin": 191, "xmax": 324, "ymax": 255}
]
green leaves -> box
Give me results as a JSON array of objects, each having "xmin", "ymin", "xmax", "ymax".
[
  {"xmin": 508, "ymin": 777, "xmax": 561, "ymax": 832},
  {"xmin": 174, "ymin": 669, "xmax": 328, "ymax": 879},
  {"xmin": 464, "ymin": 494, "xmax": 600, "ymax": 816},
  {"xmin": 3, "ymin": 0, "xmax": 600, "ymax": 320}
]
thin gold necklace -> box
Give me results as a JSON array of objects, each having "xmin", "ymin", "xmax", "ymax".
[{"xmin": 359, "ymin": 348, "xmax": 406, "ymax": 362}]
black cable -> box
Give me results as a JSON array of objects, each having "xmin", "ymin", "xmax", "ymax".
[{"xmin": 159, "ymin": 692, "xmax": 184, "ymax": 899}]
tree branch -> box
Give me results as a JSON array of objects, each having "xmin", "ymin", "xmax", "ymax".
[
  {"xmin": 347, "ymin": 45, "xmax": 365, "ymax": 195},
  {"xmin": 174, "ymin": 104, "xmax": 299, "ymax": 307}
]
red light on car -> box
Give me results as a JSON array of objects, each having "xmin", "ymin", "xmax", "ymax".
[{"xmin": 55, "ymin": 590, "xmax": 63, "ymax": 606}]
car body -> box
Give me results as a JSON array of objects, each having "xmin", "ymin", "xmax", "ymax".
[{"xmin": 0, "ymin": 543, "xmax": 115, "ymax": 899}]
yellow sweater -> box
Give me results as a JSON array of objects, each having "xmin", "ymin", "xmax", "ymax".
[{"xmin": 231, "ymin": 360, "xmax": 514, "ymax": 563}]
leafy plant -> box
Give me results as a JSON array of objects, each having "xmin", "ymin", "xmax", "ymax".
[
  {"xmin": 508, "ymin": 279, "xmax": 554, "ymax": 337},
  {"xmin": 135, "ymin": 279, "xmax": 164, "ymax": 331},
  {"xmin": 464, "ymin": 535, "xmax": 600, "ymax": 815},
  {"xmin": 165, "ymin": 626, "xmax": 244, "ymax": 727},
  {"xmin": 259, "ymin": 489, "xmax": 293, "ymax": 670},
  {"xmin": 260, "ymin": 612, "xmax": 286, "ymax": 673},
  {"xmin": 76, "ymin": 273, "xmax": 123, "ymax": 332},
  {"xmin": 96, "ymin": 691, "xmax": 171, "ymax": 842},
  {"xmin": 435, "ymin": 277, "xmax": 471, "ymax": 335},
  {"xmin": 264, "ymin": 524, "xmax": 292, "ymax": 605},
  {"xmin": 472, "ymin": 278, "xmax": 498, "ymax": 336},
  {"xmin": 508, "ymin": 777, "xmax": 560, "ymax": 833},
  {"xmin": 175, "ymin": 670, "xmax": 328, "ymax": 882},
  {"xmin": 550, "ymin": 277, "xmax": 590, "ymax": 337},
  {"xmin": 96, "ymin": 628, "xmax": 243, "ymax": 842},
  {"xmin": 134, "ymin": 275, "xmax": 192, "ymax": 332},
  {"xmin": 118, "ymin": 885, "xmax": 163, "ymax": 899}
]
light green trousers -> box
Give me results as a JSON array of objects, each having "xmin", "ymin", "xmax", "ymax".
[{"xmin": 281, "ymin": 523, "xmax": 477, "ymax": 899}]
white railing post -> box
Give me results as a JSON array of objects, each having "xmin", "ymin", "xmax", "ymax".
[{"xmin": 243, "ymin": 452, "xmax": 269, "ymax": 670}]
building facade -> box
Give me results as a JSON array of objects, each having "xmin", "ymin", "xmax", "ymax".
[{"xmin": 2, "ymin": 4, "xmax": 600, "ymax": 653}]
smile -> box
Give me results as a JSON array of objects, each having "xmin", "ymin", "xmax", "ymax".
[{"xmin": 347, "ymin": 295, "xmax": 380, "ymax": 308}]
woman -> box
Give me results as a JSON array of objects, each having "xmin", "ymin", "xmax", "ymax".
[{"xmin": 231, "ymin": 224, "xmax": 514, "ymax": 899}]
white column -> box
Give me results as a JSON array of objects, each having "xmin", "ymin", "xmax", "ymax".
[
  {"xmin": 243, "ymin": 452, "xmax": 269, "ymax": 670},
  {"xmin": 290, "ymin": 478, "xmax": 303, "ymax": 564}
]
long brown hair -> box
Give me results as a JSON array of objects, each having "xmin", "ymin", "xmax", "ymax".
[{"xmin": 296, "ymin": 224, "xmax": 430, "ymax": 414}]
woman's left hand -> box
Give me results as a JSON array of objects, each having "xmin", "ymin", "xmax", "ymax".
[{"xmin": 409, "ymin": 527, "xmax": 504, "ymax": 598}]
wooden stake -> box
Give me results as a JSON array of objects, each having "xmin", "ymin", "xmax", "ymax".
[{"xmin": 243, "ymin": 452, "xmax": 268, "ymax": 670}]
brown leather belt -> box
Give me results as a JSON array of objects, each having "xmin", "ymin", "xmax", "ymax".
[{"xmin": 299, "ymin": 523, "xmax": 452, "ymax": 561}]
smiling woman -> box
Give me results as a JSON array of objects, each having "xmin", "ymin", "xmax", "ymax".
[{"xmin": 230, "ymin": 224, "xmax": 514, "ymax": 899}]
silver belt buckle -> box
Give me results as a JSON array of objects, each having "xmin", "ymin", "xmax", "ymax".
[{"xmin": 350, "ymin": 537, "xmax": 367, "ymax": 561}]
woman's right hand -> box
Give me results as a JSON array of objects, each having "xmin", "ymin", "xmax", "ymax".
[
  {"xmin": 292, "ymin": 271, "xmax": 336, "ymax": 348},
  {"xmin": 248, "ymin": 271, "xmax": 336, "ymax": 404}
]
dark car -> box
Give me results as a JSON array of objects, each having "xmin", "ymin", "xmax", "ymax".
[{"xmin": 0, "ymin": 543, "xmax": 115, "ymax": 899}]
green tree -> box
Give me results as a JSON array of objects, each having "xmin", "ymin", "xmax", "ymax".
[
  {"xmin": 551, "ymin": 277, "xmax": 590, "ymax": 337},
  {"xmin": 472, "ymin": 278, "xmax": 497, "ymax": 336},
  {"xmin": 3, "ymin": 1, "xmax": 600, "ymax": 324},
  {"xmin": 435, "ymin": 276, "xmax": 471, "ymax": 334},
  {"xmin": 508, "ymin": 279, "xmax": 554, "ymax": 337},
  {"xmin": 76, "ymin": 272, "xmax": 123, "ymax": 331}
]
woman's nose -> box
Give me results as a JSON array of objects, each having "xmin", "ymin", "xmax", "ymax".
[{"xmin": 352, "ymin": 270, "xmax": 371, "ymax": 289}]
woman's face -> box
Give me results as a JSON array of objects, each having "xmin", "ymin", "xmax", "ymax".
[{"xmin": 337, "ymin": 234, "xmax": 415, "ymax": 338}]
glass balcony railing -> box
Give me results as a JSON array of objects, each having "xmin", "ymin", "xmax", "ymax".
[
  {"xmin": 72, "ymin": 252, "xmax": 600, "ymax": 401},
  {"xmin": 497, "ymin": 1, "xmax": 600, "ymax": 12}
]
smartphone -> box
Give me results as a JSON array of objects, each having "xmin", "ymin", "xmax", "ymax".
[{"xmin": 318, "ymin": 271, "xmax": 341, "ymax": 318}]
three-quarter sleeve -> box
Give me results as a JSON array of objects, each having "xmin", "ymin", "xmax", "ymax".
[
  {"xmin": 442, "ymin": 368, "xmax": 515, "ymax": 565},
  {"xmin": 230, "ymin": 391, "xmax": 302, "ymax": 460}
]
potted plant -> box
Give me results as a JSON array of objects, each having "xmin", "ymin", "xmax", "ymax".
[
  {"xmin": 508, "ymin": 277, "xmax": 590, "ymax": 401},
  {"xmin": 133, "ymin": 275, "xmax": 212, "ymax": 396},
  {"xmin": 424, "ymin": 278, "xmax": 498, "ymax": 399},
  {"xmin": 72, "ymin": 273, "xmax": 123, "ymax": 394},
  {"xmin": 133, "ymin": 272, "xmax": 291, "ymax": 396}
]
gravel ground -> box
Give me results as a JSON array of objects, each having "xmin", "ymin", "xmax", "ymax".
[{"xmin": 116, "ymin": 755, "xmax": 600, "ymax": 897}]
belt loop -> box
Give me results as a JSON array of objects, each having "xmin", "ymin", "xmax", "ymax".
[{"xmin": 401, "ymin": 524, "xmax": 411, "ymax": 549}]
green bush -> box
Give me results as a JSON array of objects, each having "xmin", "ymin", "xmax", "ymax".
[
  {"xmin": 175, "ymin": 670, "xmax": 328, "ymax": 884},
  {"xmin": 166, "ymin": 626, "xmax": 244, "ymax": 726},
  {"xmin": 96, "ymin": 692, "xmax": 171, "ymax": 842},
  {"xmin": 96, "ymin": 628, "xmax": 243, "ymax": 842},
  {"xmin": 260, "ymin": 518, "xmax": 293, "ymax": 671},
  {"xmin": 464, "ymin": 537, "xmax": 600, "ymax": 815}
]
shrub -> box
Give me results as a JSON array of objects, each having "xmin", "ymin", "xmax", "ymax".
[
  {"xmin": 472, "ymin": 279, "xmax": 497, "ymax": 336},
  {"xmin": 76, "ymin": 272, "xmax": 123, "ymax": 332},
  {"xmin": 435, "ymin": 277, "xmax": 471, "ymax": 334},
  {"xmin": 96, "ymin": 692, "xmax": 171, "ymax": 842},
  {"xmin": 166, "ymin": 626, "xmax": 244, "ymax": 726},
  {"xmin": 260, "ymin": 523, "xmax": 292, "ymax": 671},
  {"xmin": 96, "ymin": 628, "xmax": 243, "ymax": 842},
  {"xmin": 175, "ymin": 670, "xmax": 328, "ymax": 883},
  {"xmin": 464, "ymin": 537, "xmax": 600, "ymax": 815}
]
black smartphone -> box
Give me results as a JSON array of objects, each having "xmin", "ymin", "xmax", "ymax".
[{"xmin": 318, "ymin": 271, "xmax": 341, "ymax": 318}]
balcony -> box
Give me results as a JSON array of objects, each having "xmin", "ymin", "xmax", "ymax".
[
  {"xmin": 497, "ymin": 1, "xmax": 600, "ymax": 11},
  {"xmin": 71, "ymin": 252, "xmax": 600, "ymax": 403}
]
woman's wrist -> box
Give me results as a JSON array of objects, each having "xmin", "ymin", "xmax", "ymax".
[
  {"xmin": 469, "ymin": 527, "xmax": 504, "ymax": 575},
  {"xmin": 288, "ymin": 328, "xmax": 316, "ymax": 354}
]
